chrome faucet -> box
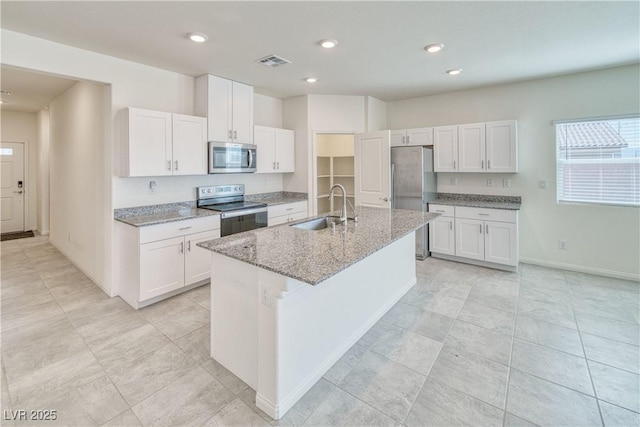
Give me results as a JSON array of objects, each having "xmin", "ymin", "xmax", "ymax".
[{"xmin": 329, "ymin": 184, "xmax": 357, "ymax": 225}]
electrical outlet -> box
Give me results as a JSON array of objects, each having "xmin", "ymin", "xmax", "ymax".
[
  {"xmin": 260, "ymin": 283, "xmax": 271, "ymax": 307},
  {"xmin": 450, "ymin": 177, "xmax": 457, "ymax": 186},
  {"xmin": 486, "ymin": 179, "xmax": 493, "ymax": 187},
  {"xmin": 559, "ymin": 239, "xmax": 568, "ymax": 250},
  {"xmin": 539, "ymin": 180, "xmax": 547, "ymax": 189},
  {"xmin": 149, "ymin": 180, "xmax": 157, "ymax": 194},
  {"xmin": 503, "ymin": 179, "xmax": 511, "ymax": 188}
]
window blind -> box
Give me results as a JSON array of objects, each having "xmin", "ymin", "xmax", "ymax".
[{"xmin": 555, "ymin": 116, "xmax": 640, "ymax": 207}]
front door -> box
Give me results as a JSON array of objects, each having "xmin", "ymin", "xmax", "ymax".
[
  {"xmin": 0, "ymin": 142, "xmax": 25, "ymax": 234},
  {"xmin": 354, "ymin": 131, "xmax": 391, "ymax": 208}
]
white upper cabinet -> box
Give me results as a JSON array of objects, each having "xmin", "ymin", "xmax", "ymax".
[
  {"xmin": 486, "ymin": 120, "xmax": 518, "ymax": 172},
  {"xmin": 120, "ymin": 107, "xmax": 206, "ymax": 177},
  {"xmin": 254, "ymin": 126, "xmax": 295, "ymax": 173},
  {"xmin": 390, "ymin": 128, "xmax": 433, "ymax": 147},
  {"xmin": 458, "ymin": 123, "xmax": 486, "ymax": 173},
  {"xmin": 434, "ymin": 120, "xmax": 517, "ymax": 173},
  {"xmin": 433, "ymin": 125, "xmax": 459, "ymax": 172},
  {"xmin": 172, "ymin": 114, "xmax": 207, "ymax": 175},
  {"xmin": 195, "ymin": 74, "xmax": 254, "ymax": 145}
]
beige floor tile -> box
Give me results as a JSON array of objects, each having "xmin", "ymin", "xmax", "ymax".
[
  {"xmin": 205, "ymin": 397, "xmax": 271, "ymax": 427},
  {"xmin": 132, "ymin": 366, "xmax": 234, "ymax": 427},
  {"xmin": 101, "ymin": 409, "xmax": 142, "ymax": 427}
]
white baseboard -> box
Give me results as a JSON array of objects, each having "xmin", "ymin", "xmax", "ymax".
[
  {"xmin": 520, "ymin": 257, "xmax": 639, "ymax": 282},
  {"xmin": 48, "ymin": 241, "xmax": 109, "ymax": 294}
]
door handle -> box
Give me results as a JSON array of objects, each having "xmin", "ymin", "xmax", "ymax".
[
  {"xmin": 381, "ymin": 197, "xmax": 389, "ymax": 202},
  {"xmin": 13, "ymin": 190, "xmax": 23, "ymax": 194}
]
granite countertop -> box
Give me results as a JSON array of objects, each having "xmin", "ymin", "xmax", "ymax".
[
  {"xmin": 245, "ymin": 191, "xmax": 308, "ymax": 206},
  {"xmin": 431, "ymin": 193, "xmax": 522, "ymax": 210},
  {"xmin": 114, "ymin": 202, "xmax": 219, "ymax": 227},
  {"xmin": 114, "ymin": 192, "xmax": 309, "ymax": 227},
  {"xmin": 197, "ymin": 207, "xmax": 439, "ymax": 286}
]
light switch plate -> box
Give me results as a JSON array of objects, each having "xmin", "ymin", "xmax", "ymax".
[{"xmin": 538, "ymin": 180, "xmax": 547, "ymax": 189}]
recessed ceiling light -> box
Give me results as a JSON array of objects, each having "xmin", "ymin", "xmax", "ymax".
[
  {"xmin": 318, "ymin": 39, "xmax": 338, "ymax": 49},
  {"xmin": 446, "ymin": 69, "xmax": 463, "ymax": 76},
  {"xmin": 188, "ymin": 33, "xmax": 208, "ymax": 43},
  {"xmin": 304, "ymin": 77, "xmax": 318, "ymax": 83},
  {"xmin": 424, "ymin": 44, "xmax": 444, "ymax": 53}
]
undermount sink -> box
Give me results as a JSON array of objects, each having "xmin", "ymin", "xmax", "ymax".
[{"xmin": 291, "ymin": 216, "xmax": 342, "ymax": 230}]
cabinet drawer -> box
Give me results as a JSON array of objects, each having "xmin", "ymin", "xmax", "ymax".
[
  {"xmin": 428, "ymin": 204, "xmax": 455, "ymax": 217},
  {"xmin": 267, "ymin": 201, "xmax": 308, "ymax": 219},
  {"xmin": 140, "ymin": 215, "xmax": 220, "ymax": 244},
  {"xmin": 455, "ymin": 206, "xmax": 517, "ymax": 223}
]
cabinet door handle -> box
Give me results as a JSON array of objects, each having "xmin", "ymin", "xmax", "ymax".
[
  {"xmin": 488, "ymin": 160, "xmax": 491, "ymax": 169},
  {"xmin": 187, "ymin": 240, "xmax": 191, "ymax": 252},
  {"xmin": 167, "ymin": 161, "xmax": 172, "ymax": 171},
  {"xmin": 277, "ymin": 162, "xmax": 280, "ymax": 169},
  {"xmin": 479, "ymin": 224, "xmax": 482, "ymax": 234},
  {"xmin": 449, "ymin": 221, "xmax": 453, "ymax": 230},
  {"xmin": 481, "ymin": 160, "xmax": 484, "ymax": 169},
  {"xmin": 273, "ymin": 162, "xmax": 276, "ymax": 170},
  {"xmin": 402, "ymin": 136, "xmax": 405, "ymax": 145},
  {"xmin": 407, "ymin": 135, "xmax": 410, "ymax": 144},
  {"xmin": 175, "ymin": 160, "xmax": 179, "ymax": 171},
  {"xmin": 180, "ymin": 242, "xmax": 184, "ymax": 253},
  {"xmin": 453, "ymin": 160, "xmax": 456, "ymax": 170},
  {"xmin": 234, "ymin": 130, "xmax": 237, "ymax": 140},
  {"xmin": 228, "ymin": 130, "xmax": 232, "ymax": 139},
  {"xmin": 485, "ymin": 224, "xmax": 489, "ymax": 234}
]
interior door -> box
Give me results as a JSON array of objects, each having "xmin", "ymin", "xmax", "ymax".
[
  {"xmin": 355, "ymin": 130, "xmax": 391, "ymax": 208},
  {"xmin": 0, "ymin": 142, "xmax": 25, "ymax": 233}
]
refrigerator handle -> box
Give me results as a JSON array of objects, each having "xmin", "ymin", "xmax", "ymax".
[{"xmin": 391, "ymin": 163, "xmax": 395, "ymax": 209}]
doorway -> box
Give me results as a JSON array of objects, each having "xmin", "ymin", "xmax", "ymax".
[
  {"xmin": 0, "ymin": 141, "xmax": 26, "ymax": 234},
  {"xmin": 314, "ymin": 134, "xmax": 355, "ymax": 215}
]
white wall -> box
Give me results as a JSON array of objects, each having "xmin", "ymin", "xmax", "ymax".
[
  {"xmin": 387, "ymin": 64, "xmax": 640, "ymax": 280},
  {"xmin": 0, "ymin": 110, "xmax": 37, "ymax": 231},
  {"xmin": 49, "ymin": 81, "xmax": 108, "ymax": 288},
  {"xmin": 366, "ymin": 96, "xmax": 387, "ymax": 131},
  {"xmin": 283, "ymin": 96, "xmax": 309, "ymax": 194},
  {"xmin": 36, "ymin": 110, "xmax": 50, "ymax": 235},
  {"xmin": 254, "ymin": 93, "xmax": 283, "ymax": 128}
]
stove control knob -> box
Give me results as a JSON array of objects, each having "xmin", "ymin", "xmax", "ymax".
[{"xmin": 207, "ymin": 189, "xmax": 212, "ymax": 193}]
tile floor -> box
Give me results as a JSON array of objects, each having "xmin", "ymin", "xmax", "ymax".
[{"xmin": 1, "ymin": 236, "xmax": 639, "ymax": 426}]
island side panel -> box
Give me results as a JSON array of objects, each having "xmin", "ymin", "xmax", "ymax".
[
  {"xmin": 210, "ymin": 252, "xmax": 260, "ymax": 390},
  {"xmin": 256, "ymin": 232, "xmax": 417, "ymax": 419}
]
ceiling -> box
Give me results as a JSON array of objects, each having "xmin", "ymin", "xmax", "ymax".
[
  {"xmin": 0, "ymin": 66, "xmax": 77, "ymax": 112},
  {"xmin": 0, "ymin": 1, "xmax": 639, "ymax": 104}
]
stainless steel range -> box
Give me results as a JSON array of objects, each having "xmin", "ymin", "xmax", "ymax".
[{"xmin": 197, "ymin": 185, "xmax": 268, "ymax": 237}]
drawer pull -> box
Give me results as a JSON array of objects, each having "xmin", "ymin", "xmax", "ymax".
[
  {"xmin": 435, "ymin": 209, "xmax": 445, "ymax": 213},
  {"xmin": 478, "ymin": 213, "xmax": 489, "ymax": 216},
  {"xmin": 286, "ymin": 208, "xmax": 293, "ymax": 211},
  {"xmin": 179, "ymin": 226, "xmax": 193, "ymax": 231}
]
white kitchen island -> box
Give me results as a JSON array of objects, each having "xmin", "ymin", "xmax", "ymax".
[{"xmin": 198, "ymin": 207, "xmax": 439, "ymax": 420}]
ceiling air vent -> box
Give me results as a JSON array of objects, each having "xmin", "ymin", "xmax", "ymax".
[{"xmin": 256, "ymin": 54, "xmax": 292, "ymax": 68}]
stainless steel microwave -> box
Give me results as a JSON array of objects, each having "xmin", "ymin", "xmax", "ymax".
[{"xmin": 208, "ymin": 141, "xmax": 257, "ymax": 173}]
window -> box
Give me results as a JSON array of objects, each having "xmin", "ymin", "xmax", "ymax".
[
  {"xmin": 555, "ymin": 116, "xmax": 640, "ymax": 207},
  {"xmin": 0, "ymin": 148, "xmax": 13, "ymax": 156}
]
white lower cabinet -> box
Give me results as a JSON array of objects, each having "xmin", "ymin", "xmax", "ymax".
[
  {"xmin": 268, "ymin": 201, "xmax": 308, "ymax": 226},
  {"xmin": 428, "ymin": 205, "xmax": 455, "ymax": 256},
  {"xmin": 429, "ymin": 204, "xmax": 518, "ymax": 270},
  {"xmin": 116, "ymin": 216, "xmax": 220, "ymax": 308}
]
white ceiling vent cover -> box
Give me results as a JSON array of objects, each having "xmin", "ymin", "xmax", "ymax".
[{"xmin": 256, "ymin": 54, "xmax": 292, "ymax": 68}]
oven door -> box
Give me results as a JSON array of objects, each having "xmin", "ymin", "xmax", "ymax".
[
  {"xmin": 220, "ymin": 208, "xmax": 268, "ymax": 237},
  {"xmin": 209, "ymin": 141, "xmax": 257, "ymax": 173}
]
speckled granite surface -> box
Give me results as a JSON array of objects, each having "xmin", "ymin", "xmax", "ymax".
[
  {"xmin": 432, "ymin": 193, "xmax": 521, "ymax": 210},
  {"xmin": 114, "ymin": 202, "xmax": 219, "ymax": 227},
  {"xmin": 197, "ymin": 207, "xmax": 440, "ymax": 285},
  {"xmin": 245, "ymin": 192, "xmax": 308, "ymax": 206}
]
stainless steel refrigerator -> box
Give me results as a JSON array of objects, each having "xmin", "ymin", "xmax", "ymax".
[{"xmin": 391, "ymin": 146, "xmax": 437, "ymax": 260}]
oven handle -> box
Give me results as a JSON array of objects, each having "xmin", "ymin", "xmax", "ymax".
[{"xmin": 220, "ymin": 207, "xmax": 267, "ymax": 219}]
